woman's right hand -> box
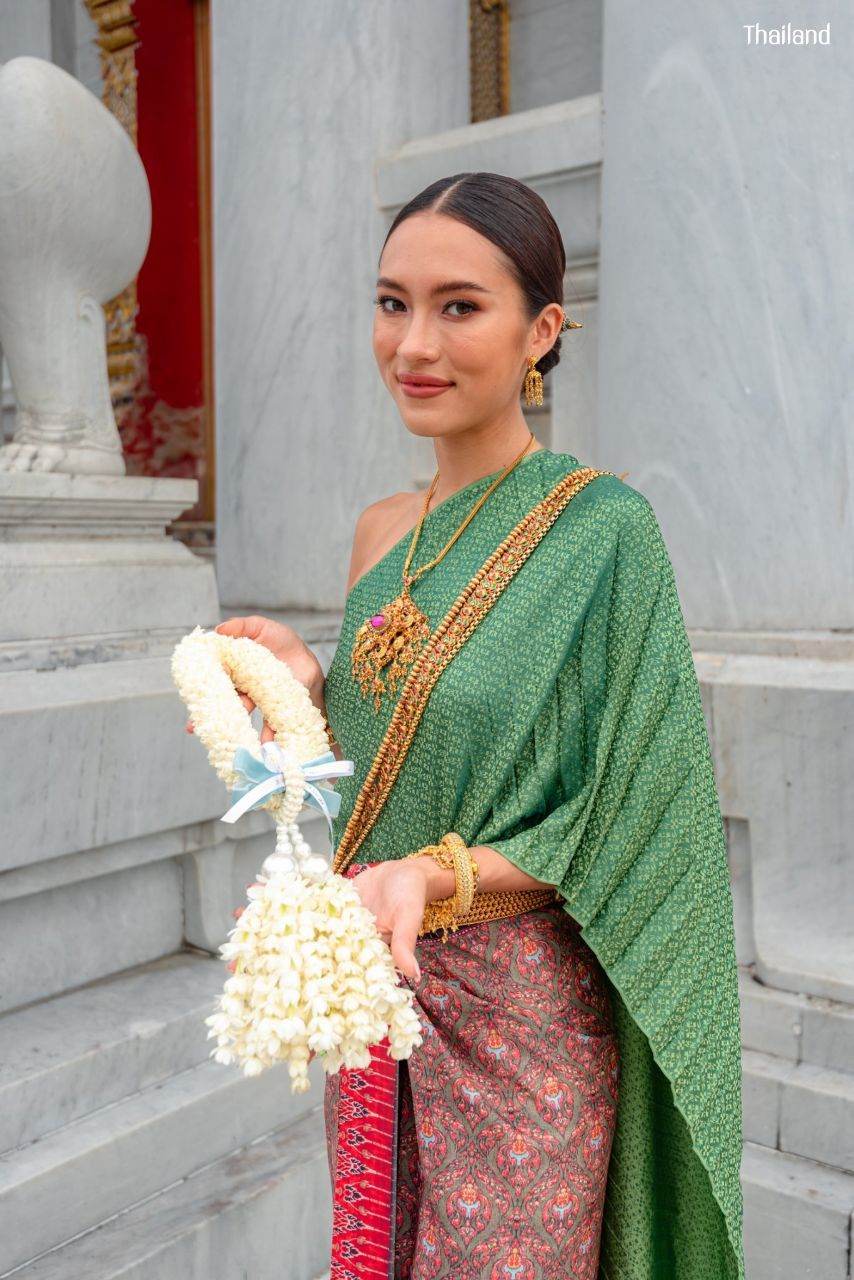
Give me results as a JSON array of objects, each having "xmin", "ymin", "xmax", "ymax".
[
  {"xmin": 349, "ymin": 861, "xmax": 426, "ymax": 983},
  {"xmin": 184, "ymin": 615, "xmax": 325, "ymax": 742}
]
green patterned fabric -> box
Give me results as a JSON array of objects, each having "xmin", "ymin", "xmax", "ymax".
[{"xmin": 324, "ymin": 448, "xmax": 745, "ymax": 1280}]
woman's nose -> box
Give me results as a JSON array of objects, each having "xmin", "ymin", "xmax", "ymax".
[{"xmin": 396, "ymin": 317, "xmax": 440, "ymax": 362}]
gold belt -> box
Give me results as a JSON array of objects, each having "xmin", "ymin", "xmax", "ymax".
[{"xmin": 420, "ymin": 885, "xmax": 561, "ymax": 934}]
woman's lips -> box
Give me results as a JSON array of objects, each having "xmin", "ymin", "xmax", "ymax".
[
  {"xmin": 397, "ymin": 375, "xmax": 455, "ymax": 399},
  {"xmin": 400, "ymin": 381, "xmax": 454, "ymax": 398}
]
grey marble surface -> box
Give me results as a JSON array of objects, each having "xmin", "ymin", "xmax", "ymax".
[
  {"xmin": 212, "ymin": 0, "xmax": 469, "ymax": 612},
  {"xmin": 596, "ymin": 0, "xmax": 852, "ymax": 631}
]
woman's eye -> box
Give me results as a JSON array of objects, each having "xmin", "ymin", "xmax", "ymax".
[
  {"xmin": 445, "ymin": 299, "xmax": 477, "ymax": 317},
  {"xmin": 374, "ymin": 295, "xmax": 404, "ymax": 313}
]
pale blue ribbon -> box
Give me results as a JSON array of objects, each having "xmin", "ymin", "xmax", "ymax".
[{"xmin": 220, "ymin": 742, "xmax": 354, "ymax": 842}]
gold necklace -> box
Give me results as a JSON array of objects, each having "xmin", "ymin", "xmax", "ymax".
[{"xmin": 350, "ymin": 433, "xmax": 538, "ymax": 711}]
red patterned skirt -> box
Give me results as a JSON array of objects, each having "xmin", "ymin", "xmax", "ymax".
[{"xmin": 325, "ymin": 864, "xmax": 620, "ymax": 1280}]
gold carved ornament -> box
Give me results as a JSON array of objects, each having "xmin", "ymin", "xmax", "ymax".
[
  {"xmin": 83, "ymin": 0, "xmax": 141, "ymax": 419},
  {"xmin": 470, "ymin": 0, "xmax": 510, "ymax": 123}
]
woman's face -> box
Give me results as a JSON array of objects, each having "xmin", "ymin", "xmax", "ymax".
[{"xmin": 373, "ymin": 211, "xmax": 559, "ymax": 441}]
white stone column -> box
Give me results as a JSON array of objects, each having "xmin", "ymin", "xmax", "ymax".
[
  {"xmin": 595, "ymin": 0, "xmax": 854, "ymax": 1003},
  {"xmin": 211, "ymin": 0, "xmax": 469, "ymax": 611}
]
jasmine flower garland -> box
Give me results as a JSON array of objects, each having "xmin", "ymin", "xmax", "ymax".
[{"xmin": 171, "ymin": 625, "xmax": 423, "ymax": 1094}]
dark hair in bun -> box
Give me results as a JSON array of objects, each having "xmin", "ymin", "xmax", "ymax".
[{"xmin": 380, "ymin": 172, "xmax": 568, "ymax": 388}]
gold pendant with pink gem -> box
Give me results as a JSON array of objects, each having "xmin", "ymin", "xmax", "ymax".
[{"xmin": 350, "ymin": 580, "xmax": 431, "ymax": 713}]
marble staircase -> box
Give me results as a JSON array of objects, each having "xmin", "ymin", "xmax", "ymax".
[
  {"xmin": 2, "ymin": 934, "xmax": 852, "ymax": 1277},
  {"xmin": 0, "ymin": 458, "xmax": 339, "ymax": 1278},
  {"xmin": 739, "ymin": 967, "xmax": 854, "ymax": 1279},
  {"xmin": 0, "ymin": 952, "xmax": 332, "ymax": 1279}
]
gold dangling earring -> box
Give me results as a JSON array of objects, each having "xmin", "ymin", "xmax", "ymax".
[{"xmin": 523, "ymin": 355, "xmax": 543, "ymax": 408}]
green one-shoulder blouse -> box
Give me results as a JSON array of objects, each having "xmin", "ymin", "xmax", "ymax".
[{"xmin": 323, "ymin": 447, "xmax": 745, "ymax": 1280}]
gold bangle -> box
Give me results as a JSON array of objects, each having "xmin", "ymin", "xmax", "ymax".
[
  {"xmin": 443, "ymin": 835, "xmax": 475, "ymax": 918},
  {"xmin": 405, "ymin": 843, "xmax": 459, "ymax": 940},
  {"xmin": 403, "ymin": 843, "xmax": 454, "ymax": 938},
  {"xmin": 441, "ymin": 832, "xmax": 480, "ymax": 906},
  {"xmin": 403, "ymin": 843, "xmax": 451, "ymax": 935},
  {"xmin": 405, "ymin": 833, "xmax": 480, "ymax": 941},
  {"xmin": 426, "ymin": 841, "xmax": 456, "ymax": 873}
]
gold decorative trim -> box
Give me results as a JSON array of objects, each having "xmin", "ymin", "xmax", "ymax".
[
  {"xmin": 84, "ymin": 0, "xmax": 141, "ymax": 429},
  {"xmin": 469, "ymin": 0, "xmax": 511, "ymax": 122},
  {"xmin": 332, "ymin": 466, "xmax": 611, "ymax": 875},
  {"xmin": 85, "ymin": 0, "xmax": 140, "ymax": 139}
]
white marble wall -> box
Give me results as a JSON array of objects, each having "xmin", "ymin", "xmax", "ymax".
[
  {"xmin": 0, "ymin": 0, "xmax": 51, "ymax": 61},
  {"xmin": 0, "ymin": 0, "xmax": 98, "ymax": 84},
  {"xmin": 596, "ymin": 0, "xmax": 853, "ymax": 631},
  {"xmin": 212, "ymin": 0, "xmax": 469, "ymax": 611},
  {"xmin": 510, "ymin": 0, "xmax": 602, "ymax": 111}
]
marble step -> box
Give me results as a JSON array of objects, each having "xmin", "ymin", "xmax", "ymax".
[
  {"xmin": 0, "ymin": 1052, "xmax": 324, "ymax": 1274},
  {"xmin": 1, "ymin": 1106, "xmax": 332, "ymax": 1280},
  {"xmin": 11, "ymin": 1131, "xmax": 850, "ymax": 1280},
  {"xmin": 739, "ymin": 966, "xmax": 854, "ymax": 1072},
  {"xmin": 741, "ymin": 1140, "xmax": 854, "ymax": 1280},
  {"xmin": 0, "ymin": 952, "xmax": 228, "ymax": 1155},
  {"xmin": 742, "ymin": 1048, "xmax": 854, "ymax": 1175}
]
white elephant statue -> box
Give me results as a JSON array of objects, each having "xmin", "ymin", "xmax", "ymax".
[{"xmin": 0, "ymin": 56, "xmax": 151, "ymax": 474}]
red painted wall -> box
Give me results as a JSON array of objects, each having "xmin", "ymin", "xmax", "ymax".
[{"xmin": 122, "ymin": 0, "xmax": 208, "ymax": 507}]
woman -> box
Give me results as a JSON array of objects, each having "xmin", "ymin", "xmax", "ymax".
[{"xmin": 208, "ymin": 173, "xmax": 745, "ymax": 1279}]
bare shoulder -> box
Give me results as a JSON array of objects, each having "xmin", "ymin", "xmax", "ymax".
[
  {"xmin": 346, "ymin": 490, "xmax": 418, "ymax": 593},
  {"xmin": 352, "ymin": 490, "xmax": 414, "ymax": 545},
  {"xmin": 357, "ymin": 489, "xmax": 414, "ymax": 525}
]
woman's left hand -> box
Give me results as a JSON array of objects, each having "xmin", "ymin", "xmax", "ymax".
[{"xmin": 351, "ymin": 861, "xmax": 429, "ymax": 984}]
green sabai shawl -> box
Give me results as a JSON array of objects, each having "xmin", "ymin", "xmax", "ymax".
[{"xmin": 323, "ymin": 447, "xmax": 745, "ymax": 1280}]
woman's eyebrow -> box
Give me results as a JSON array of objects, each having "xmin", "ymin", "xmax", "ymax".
[{"xmin": 376, "ymin": 277, "xmax": 493, "ymax": 296}]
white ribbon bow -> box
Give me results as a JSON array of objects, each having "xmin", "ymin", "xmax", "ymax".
[{"xmin": 220, "ymin": 741, "xmax": 354, "ymax": 842}]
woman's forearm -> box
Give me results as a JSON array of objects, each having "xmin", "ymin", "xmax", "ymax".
[
  {"xmin": 413, "ymin": 843, "xmax": 553, "ymax": 903},
  {"xmin": 471, "ymin": 844, "xmax": 553, "ymax": 893}
]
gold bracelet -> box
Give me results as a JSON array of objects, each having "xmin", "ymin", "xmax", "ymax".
[
  {"xmin": 404, "ymin": 837, "xmax": 561, "ymax": 936},
  {"xmin": 441, "ymin": 832, "xmax": 480, "ymax": 907},
  {"xmin": 404, "ymin": 833, "xmax": 480, "ymax": 941},
  {"xmin": 404, "ymin": 841, "xmax": 458, "ymax": 939},
  {"xmin": 444, "ymin": 834, "xmax": 475, "ymax": 917},
  {"xmin": 403, "ymin": 842, "xmax": 454, "ymax": 926}
]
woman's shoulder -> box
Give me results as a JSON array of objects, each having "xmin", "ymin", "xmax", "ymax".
[
  {"xmin": 346, "ymin": 490, "xmax": 416, "ymax": 592},
  {"xmin": 547, "ymin": 453, "xmax": 675, "ymax": 589},
  {"xmin": 548, "ymin": 450, "xmax": 659, "ymax": 532}
]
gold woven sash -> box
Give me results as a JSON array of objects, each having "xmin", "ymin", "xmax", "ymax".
[
  {"xmin": 332, "ymin": 465, "xmax": 611, "ymax": 927},
  {"xmin": 445, "ymin": 884, "xmax": 561, "ymax": 932}
]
